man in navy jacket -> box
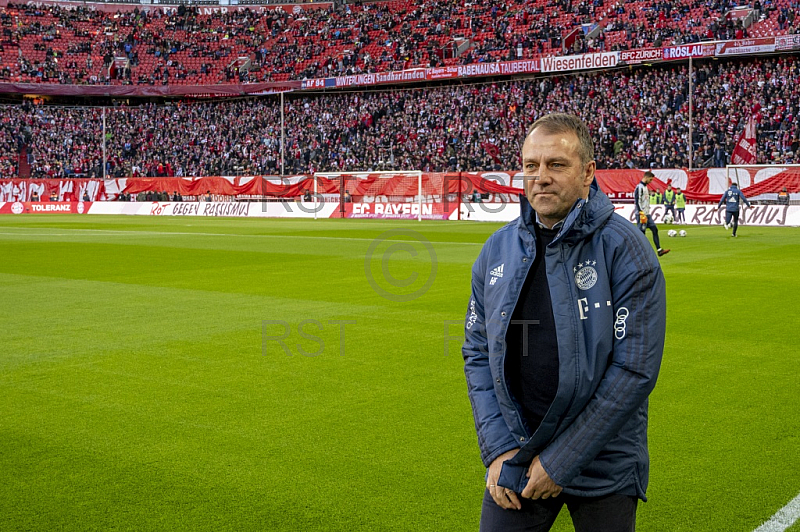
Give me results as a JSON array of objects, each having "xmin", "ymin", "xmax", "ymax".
[
  {"xmin": 717, "ymin": 182, "xmax": 751, "ymax": 237},
  {"xmin": 463, "ymin": 114, "xmax": 666, "ymax": 531}
]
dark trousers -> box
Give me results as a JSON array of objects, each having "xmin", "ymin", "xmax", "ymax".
[
  {"xmin": 664, "ymin": 205, "xmax": 676, "ymax": 218},
  {"xmin": 638, "ymin": 215, "xmax": 661, "ymax": 249},
  {"xmin": 725, "ymin": 210, "xmax": 740, "ymax": 235},
  {"xmin": 479, "ymin": 489, "xmax": 638, "ymax": 532}
]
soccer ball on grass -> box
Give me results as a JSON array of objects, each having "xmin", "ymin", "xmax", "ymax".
[
  {"xmin": 663, "ymin": 214, "xmax": 674, "ymax": 224},
  {"xmin": 679, "ymin": 230, "xmax": 687, "ymax": 237},
  {"xmin": 667, "ymin": 229, "xmax": 677, "ymax": 237}
]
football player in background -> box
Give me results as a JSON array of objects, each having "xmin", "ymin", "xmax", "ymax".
[{"xmin": 717, "ymin": 182, "xmax": 751, "ymax": 237}]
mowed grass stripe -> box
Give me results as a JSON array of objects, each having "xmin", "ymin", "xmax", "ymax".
[
  {"xmin": 0, "ymin": 218, "xmax": 486, "ymax": 531},
  {"xmin": 1, "ymin": 277, "xmax": 477, "ymax": 530},
  {"xmin": 0, "ymin": 227, "xmax": 485, "ymax": 246},
  {"xmin": 0, "ymin": 215, "xmax": 499, "ymax": 243},
  {"xmin": 0, "ymin": 216, "xmax": 798, "ymax": 531}
]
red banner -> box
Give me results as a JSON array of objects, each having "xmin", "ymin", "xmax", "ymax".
[
  {"xmin": 715, "ymin": 37, "xmax": 776, "ymax": 56},
  {"xmin": 662, "ymin": 43, "xmax": 716, "ymax": 60},
  {"xmin": 730, "ymin": 115, "xmax": 758, "ymax": 166},
  {"xmin": 620, "ymin": 48, "xmax": 663, "ymax": 65},
  {"xmin": 459, "ymin": 169, "xmax": 800, "ymax": 203},
  {"xmin": 0, "ymin": 179, "xmax": 105, "ymax": 202},
  {"xmin": 335, "ymin": 202, "xmax": 457, "ymax": 220},
  {"xmin": 427, "ymin": 66, "xmax": 460, "ymax": 80},
  {"xmin": 0, "ymin": 201, "xmax": 91, "ymax": 214},
  {"xmin": 117, "ymin": 176, "xmax": 265, "ymax": 197},
  {"xmin": 1, "ymin": 170, "xmax": 799, "ymax": 208},
  {"xmin": 330, "ymin": 70, "xmax": 429, "ymax": 88},
  {"xmin": 302, "ymin": 58, "xmax": 542, "ymax": 90},
  {"xmin": 457, "ymin": 59, "xmax": 541, "ymax": 77}
]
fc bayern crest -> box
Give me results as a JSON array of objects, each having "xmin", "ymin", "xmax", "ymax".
[
  {"xmin": 574, "ymin": 261, "xmax": 598, "ymax": 290},
  {"xmin": 11, "ymin": 201, "xmax": 24, "ymax": 214},
  {"xmin": 77, "ymin": 201, "xmax": 85, "ymax": 214}
]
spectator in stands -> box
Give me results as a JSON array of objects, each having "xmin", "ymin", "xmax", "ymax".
[
  {"xmin": 2, "ymin": 56, "xmax": 800, "ymax": 177},
  {"xmin": 30, "ymin": 191, "xmax": 39, "ymax": 201},
  {"xmin": 49, "ymin": 191, "xmax": 57, "ymax": 201},
  {"xmin": 1, "ymin": 0, "xmax": 791, "ymax": 87},
  {"xmin": 713, "ymin": 143, "xmax": 727, "ymax": 168}
]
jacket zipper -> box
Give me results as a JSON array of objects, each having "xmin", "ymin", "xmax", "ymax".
[
  {"xmin": 556, "ymin": 242, "xmax": 579, "ymax": 418},
  {"xmin": 500, "ymin": 227, "xmax": 536, "ymax": 442}
]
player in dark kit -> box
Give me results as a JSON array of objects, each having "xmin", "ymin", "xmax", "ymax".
[{"xmin": 717, "ymin": 182, "xmax": 751, "ymax": 237}]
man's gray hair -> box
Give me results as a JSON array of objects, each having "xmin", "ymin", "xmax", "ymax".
[{"xmin": 527, "ymin": 113, "xmax": 595, "ymax": 165}]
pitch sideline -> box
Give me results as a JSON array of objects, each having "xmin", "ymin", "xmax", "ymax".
[
  {"xmin": 0, "ymin": 227, "xmax": 483, "ymax": 245},
  {"xmin": 754, "ymin": 492, "xmax": 800, "ymax": 532}
]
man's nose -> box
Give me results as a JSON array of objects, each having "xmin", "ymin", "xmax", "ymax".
[
  {"xmin": 532, "ymin": 168, "xmax": 552, "ymax": 184},
  {"xmin": 523, "ymin": 173, "xmax": 540, "ymax": 189}
]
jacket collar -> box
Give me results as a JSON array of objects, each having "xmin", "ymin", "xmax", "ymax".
[{"xmin": 534, "ymin": 211, "xmax": 569, "ymax": 231}]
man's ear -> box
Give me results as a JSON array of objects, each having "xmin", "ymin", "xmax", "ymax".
[{"xmin": 583, "ymin": 160, "xmax": 596, "ymax": 187}]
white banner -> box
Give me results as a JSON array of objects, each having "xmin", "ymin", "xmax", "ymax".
[
  {"xmin": 540, "ymin": 51, "xmax": 619, "ymax": 72},
  {"xmin": 455, "ymin": 202, "xmax": 800, "ymax": 226},
  {"xmin": 613, "ymin": 204, "xmax": 799, "ymax": 226},
  {"xmin": 86, "ymin": 201, "xmax": 340, "ymax": 218},
  {"xmin": 776, "ymin": 34, "xmax": 800, "ymax": 51},
  {"xmin": 3, "ymin": 201, "xmax": 793, "ymax": 226}
]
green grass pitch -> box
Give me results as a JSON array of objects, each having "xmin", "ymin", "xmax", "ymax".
[{"xmin": 0, "ymin": 215, "xmax": 797, "ymax": 531}]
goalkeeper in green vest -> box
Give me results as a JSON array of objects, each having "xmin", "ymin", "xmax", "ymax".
[
  {"xmin": 675, "ymin": 187, "xmax": 686, "ymax": 224},
  {"xmin": 663, "ymin": 184, "xmax": 677, "ymax": 221}
]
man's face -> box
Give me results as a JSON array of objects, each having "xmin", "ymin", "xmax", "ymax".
[{"xmin": 522, "ymin": 128, "xmax": 595, "ymax": 228}]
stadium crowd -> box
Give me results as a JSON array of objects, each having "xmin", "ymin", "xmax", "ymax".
[
  {"xmin": 0, "ymin": 56, "xmax": 798, "ymax": 177},
  {"xmin": 0, "ymin": 0, "xmax": 796, "ymax": 85},
  {"xmin": 0, "ymin": 103, "xmax": 104, "ymax": 178}
]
